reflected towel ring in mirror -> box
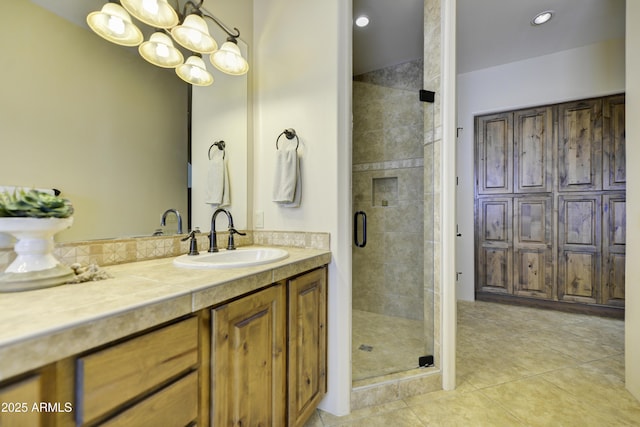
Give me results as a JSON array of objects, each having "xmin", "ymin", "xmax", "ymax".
[
  {"xmin": 208, "ymin": 140, "xmax": 226, "ymax": 159},
  {"xmin": 276, "ymin": 128, "xmax": 299, "ymax": 150}
]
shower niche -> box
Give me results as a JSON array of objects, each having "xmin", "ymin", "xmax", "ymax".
[{"xmin": 372, "ymin": 177, "xmax": 398, "ymax": 207}]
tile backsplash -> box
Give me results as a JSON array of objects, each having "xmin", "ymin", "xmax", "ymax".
[{"xmin": 0, "ymin": 230, "xmax": 330, "ymax": 270}]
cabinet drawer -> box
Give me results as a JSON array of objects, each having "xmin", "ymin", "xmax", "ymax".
[
  {"xmin": 100, "ymin": 372, "xmax": 198, "ymax": 427},
  {"xmin": 76, "ymin": 317, "xmax": 199, "ymax": 426}
]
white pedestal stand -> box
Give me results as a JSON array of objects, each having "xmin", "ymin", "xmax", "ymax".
[{"xmin": 0, "ymin": 217, "xmax": 74, "ymax": 292}]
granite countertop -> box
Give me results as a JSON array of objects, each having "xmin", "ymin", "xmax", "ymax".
[{"xmin": 0, "ymin": 246, "xmax": 331, "ymax": 381}]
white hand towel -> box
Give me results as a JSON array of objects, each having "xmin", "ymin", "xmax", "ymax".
[
  {"xmin": 272, "ymin": 149, "xmax": 299, "ymax": 203},
  {"xmin": 278, "ymin": 156, "xmax": 301, "ymax": 208},
  {"xmin": 206, "ymin": 157, "xmax": 230, "ymax": 206}
]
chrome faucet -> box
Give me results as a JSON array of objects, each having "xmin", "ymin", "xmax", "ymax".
[
  {"xmin": 209, "ymin": 208, "xmax": 246, "ymax": 252},
  {"xmin": 160, "ymin": 209, "xmax": 183, "ymax": 234}
]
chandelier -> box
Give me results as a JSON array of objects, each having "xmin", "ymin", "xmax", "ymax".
[{"xmin": 87, "ymin": 0, "xmax": 248, "ymax": 86}]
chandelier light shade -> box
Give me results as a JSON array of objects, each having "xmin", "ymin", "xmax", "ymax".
[
  {"xmin": 171, "ymin": 14, "xmax": 218, "ymax": 53},
  {"xmin": 86, "ymin": 0, "xmax": 249, "ymax": 84},
  {"xmin": 210, "ymin": 39, "xmax": 249, "ymax": 76},
  {"xmin": 121, "ymin": 0, "xmax": 179, "ymax": 29},
  {"xmin": 176, "ymin": 55, "xmax": 214, "ymax": 86},
  {"xmin": 86, "ymin": 3, "xmax": 143, "ymax": 47},
  {"xmin": 139, "ymin": 32, "xmax": 184, "ymax": 68}
]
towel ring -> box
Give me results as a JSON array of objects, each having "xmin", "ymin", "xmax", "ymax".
[
  {"xmin": 276, "ymin": 128, "xmax": 299, "ymax": 151},
  {"xmin": 208, "ymin": 141, "xmax": 226, "ymax": 160}
]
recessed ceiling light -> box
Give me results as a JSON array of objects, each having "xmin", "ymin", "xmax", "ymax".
[
  {"xmin": 355, "ymin": 15, "xmax": 370, "ymax": 28},
  {"xmin": 531, "ymin": 10, "xmax": 553, "ymax": 26}
]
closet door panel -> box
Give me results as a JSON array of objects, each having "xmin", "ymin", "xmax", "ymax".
[
  {"xmin": 560, "ymin": 252, "xmax": 599, "ymax": 301},
  {"xmin": 558, "ymin": 100, "xmax": 602, "ymax": 192},
  {"xmin": 603, "ymin": 95, "xmax": 626, "ymax": 191},
  {"xmin": 514, "ymin": 107, "xmax": 553, "ymax": 193},
  {"xmin": 513, "ymin": 196, "xmax": 553, "ymax": 298},
  {"xmin": 478, "ymin": 247, "xmax": 512, "ymax": 293},
  {"xmin": 558, "ymin": 195, "xmax": 601, "ymax": 303},
  {"xmin": 476, "ymin": 113, "xmax": 513, "ymax": 195},
  {"xmin": 476, "ymin": 198, "xmax": 512, "ymax": 293},
  {"xmin": 603, "ymin": 194, "xmax": 626, "ymax": 306}
]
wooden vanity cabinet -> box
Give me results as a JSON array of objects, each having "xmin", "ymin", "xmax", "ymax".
[
  {"xmin": 211, "ymin": 266, "xmax": 328, "ymax": 427},
  {"xmin": 0, "ymin": 265, "xmax": 328, "ymax": 427}
]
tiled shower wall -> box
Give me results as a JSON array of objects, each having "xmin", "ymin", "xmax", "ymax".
[{"xmin": 352, "ymin": 59, "xmax": 425, "ymax": 321}]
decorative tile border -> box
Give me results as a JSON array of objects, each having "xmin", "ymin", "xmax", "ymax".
[
  {"xmin": 0, "ymin": 230, "xmax": 330, "ymax": 270},
  {"xmin": 352, "ymin": 158, "xmax": 424, "ymax": 173},
  {"xmin": 253, "ymin": 230, "xmax": 330, "ymax": 250}
]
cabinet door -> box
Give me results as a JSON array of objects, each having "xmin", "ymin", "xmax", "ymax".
[
  {"xmin": 514, "ymin": 107, "xmax": 553, "ymax": 193},
  {"xmin": 513, "ymin": 196, "xmax": 553, "ymax": 298},
  {"xmin": 558, "ymin": 100, "xmax": 602, "ymax": 192},
  {"xmin": 558, "ymin": 195, "xmax": 601, "ymax": 303},
  {"xmin": 476, "ymin": 113, "xmax": 513, "ymax": 195},
  {"xmin": 288, "ymin": 268, "xmax": 327, "ymax": 427},
  {"xmin": 603, "ymin": 194, "xmax": 626, "ymax": 306},
  {"xmin": 603, "ymin": 95, "xmax": 626, "ymax": 191},
  {"xmin": 0, "ymin": 375, "xmax": 42, "ymax": 427},
  {"xmin": 212, "ymin": 284, "xmax": 286, "ymax": 427},
  {"xmin": 476, "ymin": 198, "xmax": 512, "ymax": 294}
]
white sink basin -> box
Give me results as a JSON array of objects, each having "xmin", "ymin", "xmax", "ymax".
[{"xmin": 173, "ymin": 247, "xmax": 289, "ymax": 269}]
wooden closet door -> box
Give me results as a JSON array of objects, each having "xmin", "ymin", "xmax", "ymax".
[
  {"xmin": 476, "ymin": 113, "xmax": 513, "ymax": 195},
  {"xmin": 476, "ymin": 197, "xmax": 512, "ymax": 294},
  {"xmin": 514, "ymin": 107, "xmax": 553, "ymax": 193},
  {"xmin": 557, "ymin": 195, "xmax": 601, "ymax": 303},
  {"xmin": 513, "ymin": 196, "xmax": 553, "ymax": 298},
  {"xmin": 603, "ymin": 194, "xmax": 626, "ymax": 306},
  {"xmin": 558, "ymin": 100, "xmax": 602, "ymax": 192},
  {"xmin": 603, "ymin": 95, "xmax": 626, "ymax": 191},
  {"xmin": 475, "ymin": 95, "xmax": 625, "ymax": 309}
]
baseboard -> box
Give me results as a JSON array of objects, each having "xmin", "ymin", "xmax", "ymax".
[{"xmin": 475, "ymin": 292, "xmax": 624, "ymax": 319}]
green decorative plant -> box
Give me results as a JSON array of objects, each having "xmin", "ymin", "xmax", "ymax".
[{"xmin": 0, "ymin": 189, "xmax": 74, "ymax": 218}]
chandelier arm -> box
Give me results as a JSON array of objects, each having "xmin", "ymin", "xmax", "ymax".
[
  {"xmin": 173, "ymin": 0, "xmax": 241, "ymax": 39},
  {"xmin": 201, "ymin": 13, "xmax": 240, "ymax": 39},
  {"xmin": 180, "ymin": 0, "xmax": 203, "ymax": 18}
]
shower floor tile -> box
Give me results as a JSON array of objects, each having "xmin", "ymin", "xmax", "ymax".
[{"xmin": 352, "ymin": 309, "xmax": 425, "ymax": 381}]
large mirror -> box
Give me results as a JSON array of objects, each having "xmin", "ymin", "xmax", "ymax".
[{"xmin": 0, "ymin": 0, "xmax": 248, "ymax": 241}]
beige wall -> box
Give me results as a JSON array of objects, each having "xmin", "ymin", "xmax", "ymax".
[
  {"xmin": 625, "ymin": 0, "xmax": 640, "ymax": 401},
  {"xmin": 252, "ymin": 0, "xmax": 352, "ymax": 415},
  {"xmin": 0, "ymin": 0, "xmax": 188, "ymax": 241}
]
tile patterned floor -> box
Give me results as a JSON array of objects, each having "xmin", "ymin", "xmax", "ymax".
[{"xmin": 305, "ymin": 301, "xmax": 640, "ymax": 426}]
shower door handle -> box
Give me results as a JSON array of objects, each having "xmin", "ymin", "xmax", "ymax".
[{"xmin": 354, "ymin": 211, "xmax": 367, "ymax": 248}]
